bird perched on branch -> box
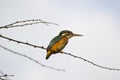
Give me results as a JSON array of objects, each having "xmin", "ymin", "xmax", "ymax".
[{"xmin": 46, "ymin": 30, "xmax": 83, "ymax": 59}]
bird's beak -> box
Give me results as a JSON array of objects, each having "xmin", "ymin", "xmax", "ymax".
[{"xmin": 72, "ymin": 33, "xmax": 83, "ymax": 37}]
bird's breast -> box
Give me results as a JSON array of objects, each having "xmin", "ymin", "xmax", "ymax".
[{"xmin": 48, "ymin": 36, "xmax": 68, "ymax": 53}]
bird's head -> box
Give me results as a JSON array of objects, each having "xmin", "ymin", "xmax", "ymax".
[{"xmin": 59, "ymin": 30, "xmax": 83, "ymax": 39}]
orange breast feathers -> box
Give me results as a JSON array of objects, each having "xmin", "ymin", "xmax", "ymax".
[{"xmin": 48, "ymin": 36, "xmax": 68, "ymax": 53}]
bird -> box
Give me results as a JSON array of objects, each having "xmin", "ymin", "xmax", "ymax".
[{"xmin": 46, "ymin": 30, "xmax": 83, "ymax": 59}]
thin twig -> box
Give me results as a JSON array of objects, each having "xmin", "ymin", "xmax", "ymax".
[
  {"xmin": 0, "ymin": 45, "xmax": 65, "ymax": 71},
  {"xmin": 0, "ymin": 34, "xmax": 120, "ymax": 71},
  {"xmin": 0, "ymin": 19, "xmax": 59, "ymax": 29}
]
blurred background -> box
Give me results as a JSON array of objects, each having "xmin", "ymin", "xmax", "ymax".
[{"xmin": 0, "ymin": 0, "xmax": 120, "ymax": 80}]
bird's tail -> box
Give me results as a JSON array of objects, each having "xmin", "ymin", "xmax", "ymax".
[{"xmin": 46, "ymin": 51, "xmax": 52, "ymax": 60}]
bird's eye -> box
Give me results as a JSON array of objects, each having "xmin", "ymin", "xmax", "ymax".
[{"xmin": 69, "ymin": 32, "xmax": 73, "ymax": 35}]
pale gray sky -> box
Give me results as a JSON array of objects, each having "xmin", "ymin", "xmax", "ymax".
[{"xmin": 0, "ymin": 0, "xmax": 120, "ymax": 80}]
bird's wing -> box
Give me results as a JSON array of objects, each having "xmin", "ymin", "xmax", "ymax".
[{"xmin": 47, "ymin": 35, "xmax": 62, "ymax": 50}]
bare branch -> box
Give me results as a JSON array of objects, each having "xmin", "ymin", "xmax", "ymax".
[
  {"xmin": 62, "ymin": 51, "xmax": 120, "ymax": 71},
  {"xmin": 0, "ymin": 45, "xmax": 65, "ymax": 71},
  {"xmin": 0, "ymin": 34, "xmax": 120, "ymax": 71},
  {"xmin": 0, "ymin": 19, "xmax": 59, "ymax": 29},
  {"xmin": 0, "ymin": 34, "xmax": 46, "ymax": 50}
]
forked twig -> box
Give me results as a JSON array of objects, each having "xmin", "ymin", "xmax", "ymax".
[
  {"xmin": 0, "ymin": 70, "xmax": 13, "ymax": 80},
  {"xmin": 0, "ymin": 19, "xmax": 59, "ymax": 29}
]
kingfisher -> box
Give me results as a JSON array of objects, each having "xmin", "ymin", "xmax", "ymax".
[{"xmin": 46, "ymin": 30, "xmax": 83, "ymax": 59}]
